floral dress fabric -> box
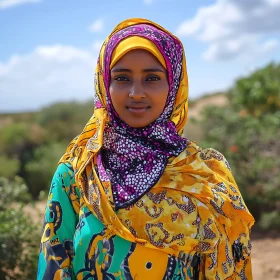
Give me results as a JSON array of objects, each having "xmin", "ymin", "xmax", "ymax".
[
  {"xmin": 38, "ymin": 163, "xmax": 188, "ymax": 280},
  {"xmin": 38, "ymin": 143, "xmax": 254, "ymax": 280}
]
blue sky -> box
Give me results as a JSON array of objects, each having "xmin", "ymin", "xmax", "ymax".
[{"xmin": 0, "ymin": 0, "xmax": 280, "ymax": 112}]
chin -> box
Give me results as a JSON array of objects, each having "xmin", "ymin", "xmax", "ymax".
[
  {"xmin": 128, "ymin": 124, "xmax": 148, "ymax": 128},
  {"xmin": 125, "ymin": 121, "xmax": 151, "ymax": 128},
  {"xmin": 122, "ymin": 117, "xmax": 158, "ymax": 128}
]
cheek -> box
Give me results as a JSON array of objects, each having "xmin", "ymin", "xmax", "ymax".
[
  {"xmin": 159, "ymin": 86, "xmax": 169, "ymax": 112},
  {"xmin": 109, "ymin": 84, "xmax": 113, "ymax": 100},
  {"xmin": 109, "ymin": 85, "xmax": 117, "ymax": 108},
  {"xmin": 109, "ymin": 85, "xmax": 126, "ymax": 110},
  {"xmin": 160, "ymin": 84, "xmax": 169, "ymax": 106},
  {"xmin": 109, "ymin": 84, "xmax": 119, "ymax": 101}
]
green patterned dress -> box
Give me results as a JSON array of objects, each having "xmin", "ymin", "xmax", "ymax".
[{"xmin": 37, "ymin": 163, "xmax": 192, "ymax": 280}]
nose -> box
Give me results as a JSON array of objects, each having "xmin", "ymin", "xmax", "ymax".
[{"xmin": 129, "ymin": 81, "xmax": 145, "ymax": 99}]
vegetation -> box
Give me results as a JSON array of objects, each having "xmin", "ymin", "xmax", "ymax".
[
  {"xmin": 0, "ymin": 177, "xmax": 40, "ymax": 279},
  {"xmin": 0, "ymin": 101, "xmax": 93, "ymax": 197},
  {"xmin": 0, "ymin": 101, "xmax": 93, "ymax": 279},
  {"xmin": 199, "ymin": 63, "xmax": 280, "ymax": 230}
]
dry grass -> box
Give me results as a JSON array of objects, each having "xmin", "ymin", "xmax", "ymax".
[
  {"xmin": 184, "ymin": 93, "xmax": 228, "ymax": 142},
  {"xmin": 188, "ymin": 94, "xmax": 228, "ymax": 119}
]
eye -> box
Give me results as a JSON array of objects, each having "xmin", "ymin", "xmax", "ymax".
[
  {"xmin": 146, "ymin": 75, "xmax": 160, "ymax": 82},
  {"xmin": 114, "ymin": 76, "xmax": 129, "ymax": 82}
]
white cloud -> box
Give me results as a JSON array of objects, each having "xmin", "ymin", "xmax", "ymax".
[
  {"xmin": 89, "ymin": 19, "xmax": 104, "ymax": 33},
  {"xmin": 202, "ymin": 35, "xmax": 259, "ymax": 61},
  {"xmin": 143, "ymin": 0, "xmax": 153, "ymax": 4},
  {"xmin": 36, "ymin": 45, "xmax": 92, "ymax": 62},
  {"xmin": 177, "ymin": 2, "xmax": 242, "ymax": 40},
  {"xmin": 176, "ymin": 0, "xmax": 280, "ymax": 61},
  {"xmin": 0, "ymin": 44, "xmax": 101, "ymax": 112},
  {"xmin": 269, "ymin": 0, "xmax": 280, "ymax": 5},
  {"xmin": 259, "ymin": 39, "xmax": 279, "ymax": 53},
  {"xmin": 0, "ymin": 0, "xmax": 40, "ymax": 9}
]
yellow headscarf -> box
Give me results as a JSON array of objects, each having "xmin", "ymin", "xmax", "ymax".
[
  {"xmin": 110, "ymin": 36, "xmax": 166, "ymax": 69},
  {"xmin": 60, "ymin": 18, "xmax": 254, "ymax": 279}
]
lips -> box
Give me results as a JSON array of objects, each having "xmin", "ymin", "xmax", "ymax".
[{"xmin": 126, "ymin": 103, "xmax": 150, "ymax": 114}]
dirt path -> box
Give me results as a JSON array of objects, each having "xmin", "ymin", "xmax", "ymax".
[{"xmin": 251, "ymin": 237, "xmax": 280, "ymax": 280}]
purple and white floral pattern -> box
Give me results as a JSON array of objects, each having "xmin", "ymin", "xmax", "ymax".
[{"xmin": 97, "ymin": 24, "xmax": 187, "ymax": 209}]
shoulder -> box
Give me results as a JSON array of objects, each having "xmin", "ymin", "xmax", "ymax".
[
  {"xmin": 185, "ymin": 142, "xmax": 228, "ymax": 164},
  {"xmin": 48, "ymin": 162, "xmax": 81, "ymax": 215},
  {"xmin": 55, "ymin": 162, "xmax": 75, "ymax": 175},
  {"xmin": 51, "ymin": 162, "xmax": 77, "ymax": 195},
  {"xmin": 177, "ymin": 142, "xmax": 233, "ymax": 181},
  {"xmin": 199, "ymin": 148, "xmax": 231, "ymax": 170},
  {"xmin": 192, "ymin": 146, "xmax": 234, "ymax": 184},
  {"xmin": 175, "ymin": 141, "xmax": 231, "ymax": 170}
]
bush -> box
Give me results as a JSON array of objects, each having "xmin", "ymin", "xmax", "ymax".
[
  {"xmin": 37, "ymin": 101, "xmax": 93, "ymax": 142},
  {"xmin": 0, "ymin": 123, "xmax": 29, "ymax": 156},
  {"xmin": 259, "ymin": 211, "xmax": 280, "ymax": 230},
  {"xmin": 0, "ymin": 123, "xmax": 47, "ymax": 186},
  {"xmin": 229, "ymin": 62, "xmax": 280, "ymax": 116},
  {"xmin": 0, "ymin": 156, "xmax": 20, "ymax": 179},
  {"xmin": 25, "ymin": 142, "xmax": 67, "ymax": 198},
  {"xmin": 0, "ymin": 177, "xmax": 40, "ymax": 280},
  {"xmin": 0, "ymin": 177, "xmax": 31, "ymax": 209},
  {"xmin": 199, "ymin": 63, "xmax": 280, "ymax": 230},
  {"xmin": 200, "ymin": 107, "xmax": 280, "ymax": 224}
]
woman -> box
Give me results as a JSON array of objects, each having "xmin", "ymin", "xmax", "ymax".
[{"xmin": 37, "ymin": 18, "xmax": 254, "ymax": 279}]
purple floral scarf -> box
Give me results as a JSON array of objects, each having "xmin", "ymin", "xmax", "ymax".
[{"xmin": 96, "ymin": 24, "xmax": 187, "ymax": 210}]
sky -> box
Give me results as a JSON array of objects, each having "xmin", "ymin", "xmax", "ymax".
[{"xmin": 0, "ymin": 0, "xmax": 280, "ymax": 113}]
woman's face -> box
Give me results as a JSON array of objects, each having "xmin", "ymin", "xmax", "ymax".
[{"xmin": 109, "ymin": 49, "xmax": 169, "ymax": 128}]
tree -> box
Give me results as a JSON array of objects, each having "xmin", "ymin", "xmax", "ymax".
[{"xmin": 229, "ymin": 62, "xmax": 280, "ymax": 116}]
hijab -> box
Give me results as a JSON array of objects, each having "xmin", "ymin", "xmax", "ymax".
[
  {"xmin": 60, "ymin": 18, "xmax": 189, "ymax": 210},
  {"xmin": 99, "ymin": 27, "xmax": 188, "ymax": 210}
]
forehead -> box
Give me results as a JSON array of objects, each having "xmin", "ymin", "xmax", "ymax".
[{"xmin": 112, "ymin": 49, "xmax": 164, "ymax": 69}]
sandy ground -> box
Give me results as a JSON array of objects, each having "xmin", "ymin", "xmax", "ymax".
[
  {"xmin": 28, "ymin": 201, "xmax": 280, "ymax": 279},
  {"xmin": 251, "ymin": 236, "xmax": 280, "ymax": 280},
  {"xmin": 188, "ymin": 94, "xmax": 228, "ymax": 119}
]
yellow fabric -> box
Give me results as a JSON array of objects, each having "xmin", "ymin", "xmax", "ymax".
[
  {"xmin": 59, "ymin": 18, "xmax": 254, "ymax": 279},
  {"xmin": 110, "ymin": 36, "xmax": 166, "ymax": 69}
]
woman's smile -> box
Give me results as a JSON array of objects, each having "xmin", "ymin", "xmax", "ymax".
[{"xmin": 126, "ymin": 103, "xmax": 151, "ymax": 114}]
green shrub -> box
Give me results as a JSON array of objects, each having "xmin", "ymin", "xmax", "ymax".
[
  {"xmin": 0, "ymin": 177, "xmax": 31, "ymax": 209},
  {"xmin": 200, "ymin": 107, "xmax": 280, "ymax": 222},
  {"xmin": 0, "ymin": 177, "xmax": 40, "ymax": 280},
  {"xmin": 0, "ymin": 156, "xmax": 20, "ymax": 179},
  {"xmin": 199, "ymin": 63, "xmax": 280, "ymax": 229},
  {"xmin": 37, "ymin": 101, "xmax": 93, "ymax": 142},
  {"xmin": 0, "ymin": 123, "xmax": 29, "ymax": 156},
  {"xmin": 25, "ymin": 142, "xmax": 67, "ymax": 198},
  {"xmin": 259, "ymin": 211, "xmax": 280, "ymax": 230},
  {"xmin": 229, "ymin": 62, "xmax": 280, "ymax": 116}
]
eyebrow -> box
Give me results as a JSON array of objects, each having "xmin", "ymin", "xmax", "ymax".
[{"xmin": 111, "ymin": 68, "xmax": 165, "ymax": 73}]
